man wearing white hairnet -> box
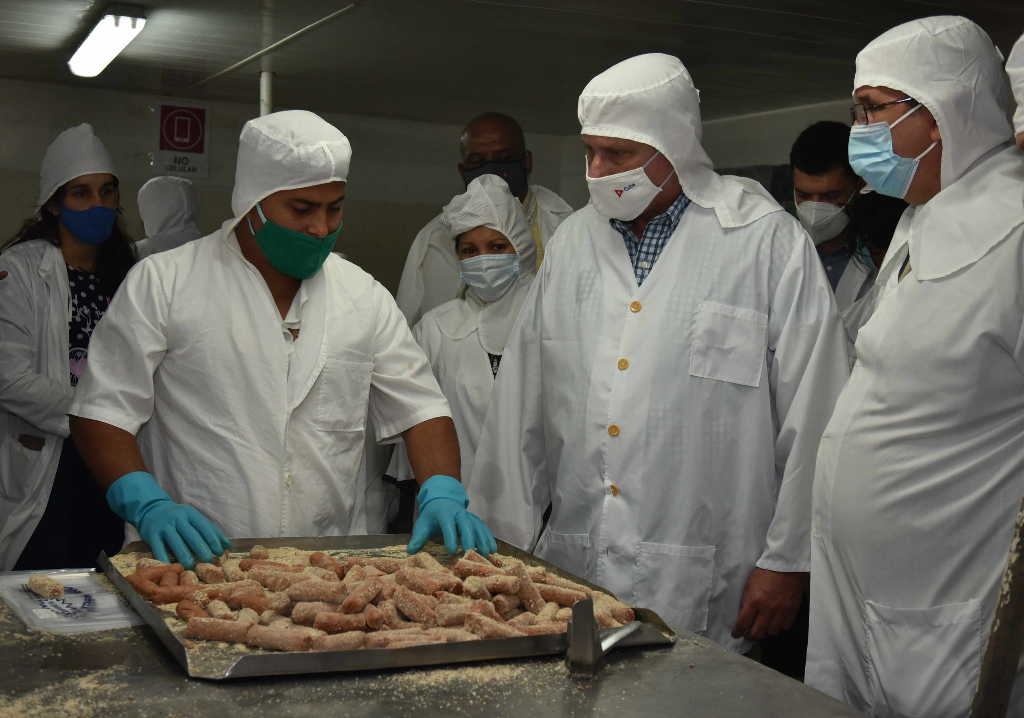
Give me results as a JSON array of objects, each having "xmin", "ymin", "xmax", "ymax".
[
  {"xmin": 805, "ymin": 17, "xmax": 1024, "ymax": 717},
  {"xmin": 134, "ymin": 176, "xmax": 203, "ymax": 258},
  {"xmin": 69, "ymin": 110, "xmax": 496, "ymax": 568},
  {"xmin": 469, "ymin": 54, "xmax": 851, "ymax": 653},
  {"xmin": 1008, "ymin": 32, "xmax": 1024, "ymax": 150},
  {"xmin": 395, "ymin": 112, "xmax": 572, "ymax": 325}
]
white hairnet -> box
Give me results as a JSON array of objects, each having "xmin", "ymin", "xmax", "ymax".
[
  {"xmin": 853, "ymin": 16, "xmax": 1014, "ymax": 189},
  {"xmin": 138, "ymin": 176, "xmax": 199, "ymax": 239},
  {"xmin": 38, "ymin": 123, "xmax": 117, "ymax": 208},
  {"xmin": 578, "ymin": 53, "xmax": 778, "ymax": 229},
  {"xmin": 230, "ymin": 110, "xmax": 351, "ymax": 226},
  {"xmin": 441, "ymin": 174, "xmax": 535, "ymax": 273},
  {"xmin": 1008, "ymin": 33, "xmax": 1024, "ymax": 135}
]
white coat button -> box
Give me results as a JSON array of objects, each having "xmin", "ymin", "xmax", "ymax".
[
  {"xmin": 617, "ymin": 358, "xmax": 630, "ymax": 371},
  {"xmin": 609, "ymin": 483, "xmax": 621, "ymax": 497},
  {"xmin": 607, "ymin": 424, "xmax": 621, "ymax": 437},
  {"xmin": 629, "ymin": 301, "xmax": 642, "ymax": 313}
]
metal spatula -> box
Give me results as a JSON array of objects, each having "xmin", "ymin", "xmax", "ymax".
[{"xmin": 566, "ymin": 597, "xmax": 642, "ymax": 677}]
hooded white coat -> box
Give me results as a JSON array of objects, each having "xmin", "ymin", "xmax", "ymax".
[
  {"xmin": 0, "ymin": 123, "xmax": 117, "ymax": 569},
  {"xmin": 1008, "ymin": 33, "xmax": 1024, "ymax": 137},
  {"xmin": 390, "ymin": 175, "xmax": 536, "ymax": 483},
  {"xmin": 395, "ymin": 184, "xmax": 571, "ymax": 325},
  {"xmin": 69, "ymin": 111, "xmax": 451, "ymax": 541},
  {"xmin": 806, "ymin": 17, "xmax": 1024, "ymax": 717},
  {"xmin": 135, "ymin": 176, "xmax": 202, "ymax": 258},
  {"xmin": 468, "ymin": 54, "xmax": 851, "ymax": 652}
]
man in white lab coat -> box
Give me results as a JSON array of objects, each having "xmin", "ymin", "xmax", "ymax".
[
  {"xmin": 70, "ymin": 111, "xmax": 496, "ymax": 568},
  {"xmin": 805, "ymin": 17, "xmax": 1024, "ymax": 717},
  {"xmin": 469, "ymin": 53, "xmax": 851, "ymax": 653},
  {"xmin": 394, "ymin": 112, "xmax": 572, "ymax": 325}
]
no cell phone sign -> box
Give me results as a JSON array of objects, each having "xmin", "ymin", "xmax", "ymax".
[
  {"xmin": 155, "ymin": 104, "xmax": 208, "ymax": 178},
  {"xmin": 160, "ymin": 106, "xmax": 205, "ymax": 152}
]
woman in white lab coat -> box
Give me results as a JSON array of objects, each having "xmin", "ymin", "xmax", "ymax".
[
  {"xmin": 390, "ymin": 174, "xmax": 536, "ymax": 484},
  {"xmin": 0, "ymin": 123, "xmax": 136, "ymax": 570}
]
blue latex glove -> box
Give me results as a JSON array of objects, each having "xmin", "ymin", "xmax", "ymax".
[
  {"xmin": 106, "ymin": 471, "xmax": 231, "ymax": 569},
  {"xmin": 407, "ymin": 475, "xmax": 497, "ymax": 555}
]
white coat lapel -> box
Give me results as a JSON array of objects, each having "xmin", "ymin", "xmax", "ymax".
[{"xmin": 286, "ymin": 266, "xmax": 328, "ymax": 411}]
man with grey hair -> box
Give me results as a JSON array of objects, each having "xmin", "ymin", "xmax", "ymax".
[{"xmin": 470, "ymin": 53, "xmax": 850, "ymax": 654}]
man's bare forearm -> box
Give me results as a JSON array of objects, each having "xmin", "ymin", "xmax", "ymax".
[
  {"xmin": 402, "ymin": 416, "xmax": 461, "ymax": 485},
  {"xmin": 70, "ymin": 416, "xmax": 148, "ymax": 491}
]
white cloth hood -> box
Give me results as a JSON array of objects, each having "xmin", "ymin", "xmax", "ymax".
[
  {"xmin": 38, "ymin": 123, "xmax": 117, "ymax": 207},
  {"xmin": 440, "ymin": 174, "xmax": 535, "ymax": 354},
  {"xmin": 441, "ymin": 174, "xmax": 536, "ymax": 274},
  {"xmin": 138, "ymin": 176, "xmax": 200, "ymax": 239},
  {"xmin": 1008, "ymin": 33, "xmax": 1024, "ymax": 135},
  {"xmin": 578, "ymin": 53, "xmax": 779, "ymax": 229},
  {"xmin": 229, "ymin": 110, "xmax": 351, "ymax": 230},
  {"xmin": 854, "ymin": 16, "xmax": 1015, "ymax": 189}
]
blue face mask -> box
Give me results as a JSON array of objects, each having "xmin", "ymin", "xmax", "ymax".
[
  {"xmin": 848, "ymin": 103, "xmax": 938, "ymax": 199},
  {"xmin": 59, "ymin": 205, "xmax": 118, "ymax": 245},
  {"xmin": 459, "ymin": 252, "xmax": 520, "ymax": 302}
]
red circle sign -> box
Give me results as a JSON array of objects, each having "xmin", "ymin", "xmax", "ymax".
[{"xmin": 159, "ymin": 106, "xmax": 205, "ymax": 153}]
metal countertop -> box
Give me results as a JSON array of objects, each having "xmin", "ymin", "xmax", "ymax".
[{"xmin": 0, "ymin": 593, "xmax": 861, "ymax": 717}]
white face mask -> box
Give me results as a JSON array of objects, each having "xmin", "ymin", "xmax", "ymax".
[
  {"xmin": 459, "ymin": 252, "xmax": 520, "ymax": 303},
  {"xmin": 586, "ymin": 150, "xmax": 675, "ymax": 221},
  {"xmin": 795, "ymin": 192, "xmax": 854, "ymax": 245}
]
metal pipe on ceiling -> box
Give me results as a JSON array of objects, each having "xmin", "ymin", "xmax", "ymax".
[
  {"xmin": 193, "ymin": 1, "xmax": 360, "ymax": 89},
  {"xmin": 259, "ymin": 0, "xmax": 274, "ymax": 115}
]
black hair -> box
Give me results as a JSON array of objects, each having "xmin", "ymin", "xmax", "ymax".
[
  {"xmin": 3, "ymin": 181, "xmax": 136, "ymax": 297},
  {"xmin": 790, "ymin": 121, "xmax": 856, "ymax": 178},
  {"xmin": 846, "ymin": 192, "xmax": 907, "ymax": 269}
]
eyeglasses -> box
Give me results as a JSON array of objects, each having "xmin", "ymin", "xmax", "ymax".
[{"xmin": 849, "ymin": 97, "xmax": 917, "ymax": 125}]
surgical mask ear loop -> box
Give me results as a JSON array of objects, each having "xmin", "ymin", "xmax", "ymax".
[
  {"xmin": 643, "ymin": 151, "xmax": 676, "ymax": 190},
  {"xmin": 888, "ymin": 103, "xmax": 939, "ymax": 162},
  {"xmin": 245, "ymin": 202, "xmax": 267, "ymax": 236}
]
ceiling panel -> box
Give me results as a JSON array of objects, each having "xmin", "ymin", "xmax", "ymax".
[{"xmin": 0, "ymin": 0, "xmax": 1019, "ymax": 133}]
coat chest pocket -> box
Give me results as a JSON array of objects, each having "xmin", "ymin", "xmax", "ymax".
[
  {"xmin": 689, "ymin": 301, "xmax": 768, "ymax": 388},
  {"xmin": 313, "ymin": 358, "xmax": 373, "ymax": 432}
]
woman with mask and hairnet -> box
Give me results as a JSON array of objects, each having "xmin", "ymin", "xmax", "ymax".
[
  {"xmin": 388, "ymin": 174, "xmax": 535, "ymax": 488},
  {"xmin": 469, "ymin": 53, "xmax": 850, "ymax": 655},
  {"xmin": 806, "ymin": 17, "xmax": 1024, "ymax": 717},
  {"xmin": 135, "ymin": 176, "xmax": 203, "ymax": 258},
  {"xmin": 0, "ymin": 123, "xmax": 136, "ymax": 570},
  {"xmin": 67, "ymin": 110, "xmax": 495, "ymax": 570}
]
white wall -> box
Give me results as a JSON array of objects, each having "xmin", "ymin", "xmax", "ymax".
[
  {"xmin": 0, "ymin": 77, "xmax": 569, "ymax": 293},
  {"xmin": 0, "ymin": 76, "xmax": 854, "ymax": 291},
  {"xmin": 702, "ymin": 99, "xmax": 851, "ymax": 169}
]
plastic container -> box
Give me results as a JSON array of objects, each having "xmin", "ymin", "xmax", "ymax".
[{"xmin": 0, "ymin": 568, "xmax": 143, "ymax": 634}]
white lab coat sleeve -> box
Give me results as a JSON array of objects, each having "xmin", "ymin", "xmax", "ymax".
[
  {"xmin": 757, "ymin": 230, "xmax": 851, "ymax": 573},
  {"xmin": 368, "ymin": 282, "xmax": 451, "ymax": 443},
  {"xmin": 395, "ymin": 226, "xmax": 430, "ymax": 324},
  {"xmin": 1008, "ymin": 33, "xmax": 1024, "ymax": 135},
  {"xmin": 467, "ymin": 266, "xmax": 551, "ymax": 550},
  {"xmin": 68, "ymin": 259, "xmax": 169, "ymax": 434},
  {"xmin": 0, "ymin": 255, "xmax": 71, "ymax": 437},
  {"xmin": 383, "ymin": 318, "xmax": 436, "ymax": 481}
]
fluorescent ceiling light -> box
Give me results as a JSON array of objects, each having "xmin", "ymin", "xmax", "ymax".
[{"xmin": 68, "ymin": 9, "xmax": 147, "ymax": 78}]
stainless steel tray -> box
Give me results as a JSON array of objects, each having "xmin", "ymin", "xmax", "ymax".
[{"xmin": 99, "ymin": 535, "xmax": 676, "ymax": 680}]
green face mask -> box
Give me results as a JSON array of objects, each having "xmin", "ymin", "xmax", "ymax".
[{"xmin": 246, "ymin": 202, "xmax": 342, "ymax": 280}]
